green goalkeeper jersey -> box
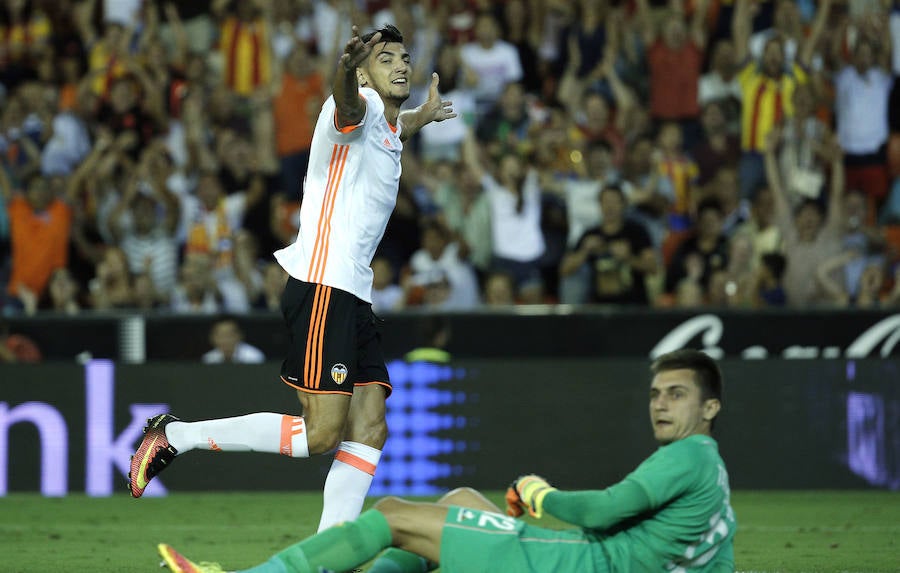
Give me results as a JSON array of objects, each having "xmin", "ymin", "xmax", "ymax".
[{"xmin": 544, "ymin": 434, "xmax": 736, "ymax": 572}]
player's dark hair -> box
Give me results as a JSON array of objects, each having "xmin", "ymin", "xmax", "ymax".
[
  {"xmin": 651, "ymin": 349, "xmax": 724, "ymax": 428},
  {"xmin": 362, "ymin": 24, "xmax": 403, "ymax": 45}
]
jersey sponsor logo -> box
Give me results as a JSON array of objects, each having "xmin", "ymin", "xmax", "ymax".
[
  {"xmin": 331, "ymin": 363, "xmax": 348, "ymax": 384},
  {"xmin": 207, "ymin": 438, "xmax": 222, "ymax": 452},
  {"xmin": 383, "ymin": 137, "xmax": 393, "ymax": 149}
]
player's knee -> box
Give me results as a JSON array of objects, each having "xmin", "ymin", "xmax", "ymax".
[
  {"xmin": 440, "ymin": 487, "xmax": 482, "ymax": 506},
  {"xmin": 304, "ymin": 420, "xmax": 344, "ymax": 454},
  {"xmin": 347, "ymin": 412, "xmax": 388, "ymax": 449},
  {"xmin": 373, "ymin": 497, "xmax": 415, "ymax": 537}
]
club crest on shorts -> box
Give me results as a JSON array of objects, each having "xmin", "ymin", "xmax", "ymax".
[{"xmin": 331, "ymin": 363, "xmax": 348, "ymax": 384}]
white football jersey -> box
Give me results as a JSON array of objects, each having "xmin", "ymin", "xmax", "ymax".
[{"xmin": 274, "ymin": 87, "xmax": 403, "ymax": 303}]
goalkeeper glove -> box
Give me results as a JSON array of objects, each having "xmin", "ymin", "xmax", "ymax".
[{"xmin": 505, "ymin": 475, "xmax": 556, "ymax": 518}]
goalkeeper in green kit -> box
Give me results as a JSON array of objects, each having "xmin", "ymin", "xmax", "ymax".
[{"xmin": 157, "ymin": 349, "xmax": 736, "ymax": 573}]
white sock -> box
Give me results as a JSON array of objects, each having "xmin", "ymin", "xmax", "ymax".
[
  {"xmin": 165, "ymin": 413, "xmax": 309, "ymax": 458},
  {"xmin": 317, "ymin": 441, "xmax": 382, "ymax": 532}
]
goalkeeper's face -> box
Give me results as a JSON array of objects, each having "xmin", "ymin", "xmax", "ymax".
[{"xmin": 649, "ymin": 369, "xmax": 720, "ymax": 445}]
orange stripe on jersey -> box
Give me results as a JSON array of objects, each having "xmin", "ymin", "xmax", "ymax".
[
  {"xmin": 314, "ymin": 147, "xmax": 350, "ymax": 283},
  {"xmin": 307, "ymin": 144, "xmax": 343, "ymax": 280},
  {"xmin": 310, "ymin": 145, "xmax": 349, "ymax": 284},
  {"xmin": 335, "ymin": 450, "xmax": 377, "ymax": 476}
]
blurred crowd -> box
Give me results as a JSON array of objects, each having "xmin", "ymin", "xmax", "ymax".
[{"xmin": 1, "ymin": 0, "xmax": 899, "ymax": 317}]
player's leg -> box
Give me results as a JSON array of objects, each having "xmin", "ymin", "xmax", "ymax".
[
  {"xmin": 318, "ymin": 300, "xmax": 391, "ymax": 531},
  {"xmin": 367, "ymin": 488, "xmax": 498, "ymax": 573},
  {"xmin": 438, "ymin": 486, "xmax": 502, "ymax": 512},
  {"xmin": 159, "ymin": 501, "xmax": 447, "ymax": 573},
  {"xmin": 129, "ymin": 280, "xmax": 351, "ymax": 498}
]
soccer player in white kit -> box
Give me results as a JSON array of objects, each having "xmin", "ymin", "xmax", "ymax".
[{"xmin": 130, "ymin": 24, "xmax": 457, "ymax": 532}]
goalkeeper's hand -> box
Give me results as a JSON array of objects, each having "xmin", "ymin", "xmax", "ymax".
[{"xmin": 505, "ymin": 475, "xmax": 556, "ymax": 518}]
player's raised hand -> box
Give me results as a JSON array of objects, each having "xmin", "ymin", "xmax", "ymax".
[
  {"xmin": 507, "ymin": 475, "xmax": 557, "ymax": 518},
  {"xmin": 421, "ymin": 72, "xmax": 457, "ymax": 123},
  {"xmin": 341, "ymin": 25, "xmax": 381, "ymax": 72}
]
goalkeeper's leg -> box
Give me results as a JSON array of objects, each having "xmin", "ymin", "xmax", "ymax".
[{"xmin": 367, "ymin": 487, "xmax": 501, "ymax": 572}]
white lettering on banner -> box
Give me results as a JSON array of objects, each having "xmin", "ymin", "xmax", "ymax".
[
  {"xmin": 0, "ymin": 402, "xmax": 69, "ymax": 496},
  {"xmin": 846, "ymin": 315, "xmax": 900, "ymax": 358},
  {"xmin": 651, "ymin": 314, "xmax": 900, "ymax": 359},
  {"xmin": 0, "ymin": 360, "xmax": 169, "ymax": 497},
  {"xmin": 650, "ymin": 315, "xmax": 724, "ymax": 360},
  {"xmin": 85, "ymin": 359, "xmax": 169, "ymax": 497}
]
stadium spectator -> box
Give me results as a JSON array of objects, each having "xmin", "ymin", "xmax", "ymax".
[
  {"xmin": 734, "ymin": 186, "xmax": 782, "ymax": 266},
  {"xmin": 459, "ymin": 12, "xmax": 523, "ymax": 118},
  {"xmin": 638, "ymin": 0, "xmax": 710, "ymax": 148},
  {"xmin": 40, "ymin": 82, "xmax": 96, "ymax": 177},
  {"xmin": 417, "ymin": 43, "xmax": 478, "ymax": 162},
  {"xmin": 731, "ymin": 0, "xmax": 828, "ymax": 199},
  {"xmin": 408, "ymin": 220, "xmax": 480, "ymax": 310},
  {"xmin": 429, "ymin": 164, "xmax": 492, "ymax": 274},
  {"xmin": 621, "ymin": 135, "xmax": 675, "ymax": 248},
  {"xmin": 764, "ymin": 127, "xmax": 845, "ymax": 307},
  {"xmin": 2, "ymin": 170, "xmax": 72, "ymax": 311},
  {"xmin": 169, "ymin": 252, "xmax": 226, "ymax": 314},
  {"xmin": 214, "ymin": 0, "xmax": 273, "ymax": 98},
  {"xmin": 498, "ymin": 0, "xmax": 543, "ymax": 95},
  {"xmin": 475, "ymin": 81, "xmax": 531, "ymax": 157},
  {"xmin": 754, "ymin": 251, "xmax": 788, "ymax": 307},
  {"xmin": 656, "ymin": 121, "xmax": 700, "ymax": 232},
  {"xmin": 20, "ymin": 267, "xmax": 81, "ymax": 316},
  {"xmin": 252, "ymin": 261, "xmax": 288, "ymax": 313},
  {"xmin": 816, "ymin": 247, "xmax": 887, "ymax": 308},
  {"xmin": 271, "ymin": 42, "xmax": 326, "ymax": 198},
  {"xmin": 158, "ymin": 348, "xmax": 735, "ymax": 573},
  {"xmin": 87, "ymin": 246, "xmax": 135, "ymax": 310},
  {"xmin": 698, "ymin": 39, "xmax": 741, "ymax": 116},
  {"xmin": 712, "ymin": 167, "xmax": 751, "ymax": 236},
  {"xmin": 774, "ymin": 84, "xmax": 831, "ymax": 208},
  {"xmin": 370, "ymin": 256, "xmax": 404, "ymax": 313},
  {"xmin": 482, "ymin": 270, "xmax": 517, "ymax": 306},
  {"xmin": 665, "ymin": 197, "xmax": 730, "ymax": 297},
  {"xmin": 691, "ymin": 101, "xmax": 740, "ymax": 187},
  {"xmin": 834, "ymin": 35, "xmax": 894, "ymax": 216},
  {"xmin": 462, "ymin": 129, "xmax": 545, "ymax": 302},
  {"xmin": 559, "ymin": 185, "xmax": 657, "ymax": 305},
  {"xmin": 201, "ymin": 317, "xmax": 265, "ymax": 364},
  {"xmin": 107, "ymin": 148, "xmax": 180, "ymax": 296}
]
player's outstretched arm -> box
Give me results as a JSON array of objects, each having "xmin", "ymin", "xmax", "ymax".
[
  {"xmin": 507, "ymin": 473, "xmax": 654, "ymax": 531},
  {"xmin": 334, "ymin": 25, "xmax": 379, "ymax": 129},
  {"xmin": 398, "ymin": 72, "xmax": 456, "ymax": 142}
]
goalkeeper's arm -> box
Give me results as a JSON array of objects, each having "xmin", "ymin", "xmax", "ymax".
[{"xmin": 509, "ymin": 475, "xmax": 653, "ymax": 530}]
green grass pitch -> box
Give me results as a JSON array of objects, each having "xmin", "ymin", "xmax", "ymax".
[{"xmin": 1, "ymin": 490, "xmax": 897, "ymax": 572}]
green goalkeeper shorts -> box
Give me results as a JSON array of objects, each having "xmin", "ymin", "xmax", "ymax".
[{"xmin": 439, "ymin": 506, "xmax": 609, "ymax": 573}]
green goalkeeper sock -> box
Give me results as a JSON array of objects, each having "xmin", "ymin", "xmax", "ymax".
[
  {"xmin": 240, "ymin": 510, "xmax": 393, "ymax": 573},
  {"xmin": 366, "ymin": 547, "xmax": 434, "ymax": 572}
]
